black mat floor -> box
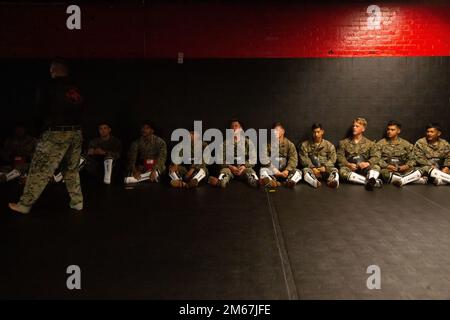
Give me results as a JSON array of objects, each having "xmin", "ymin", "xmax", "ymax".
[{"xmin": 1, "ymin": 180, "xmax": 450, "ymax": 299}]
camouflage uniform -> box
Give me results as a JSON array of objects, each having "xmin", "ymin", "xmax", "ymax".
[
  {"xmin": 88, "ymin": 136, "xmax": 122, "ymax": 160},
  {"xmin": 259, "ymin": 137, "xmax": 302, "ymax": 186},
  {"xmin": 1, "ymin": 134, "xmax": 37, "ymax": 175},
  {"xmin": 299, "ymin": 139, "xmax": 338, "ymax": 181},
  {"xmin": 413, "ymin": 137, "xmax": 450, "ymax": 174},
  {"xmin": 126, "ymin": 134, "xmax": 167, "ymax": 177},
  {"xmin": 376, "ymin": 137, "xmax": 416, "ymax": 182},
  {"xmin": 169, "ymin": 141, "xmax": 209, "ymax": 187},
  {"xmin": 216, "ymin": 137, "xmax": 258, "ymax": 187},
  {"xmin": 85, "ymin": 136, "xmax": 122, "ymax": 181},
  {"xmin": 337, "ymin": 136, "xmax": 381, "ymax": 186}
]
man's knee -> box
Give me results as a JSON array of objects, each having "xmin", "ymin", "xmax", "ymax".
[
  {"xmin": 418, "ymin": 166, "xmax": 431, "ymax": 176},
  {"xmin": 339, "ymin": 167, "xmax": 351, "ymax": 180},
  {"xmin": 380, "ymin": 169, "xmax": 391, "ymax": 182},
  {"xmin": 326, "ymin": 167, "xmax": 338, "ymax": 174},
  {"xmin": 220, "ymin": 167, "xmax": 232, "ymax": 177}
]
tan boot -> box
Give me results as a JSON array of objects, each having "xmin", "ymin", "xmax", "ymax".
[
  {"xmin": 261, "ymin": 177, "xmax": 280, "ymax": 188},
  {"xmin": 285, "ymin": 180, "xmax": 296, "ymax": 188},
  {"xmin": 8, "ymin": 203, "xmax": 31, "ymax": 214}
]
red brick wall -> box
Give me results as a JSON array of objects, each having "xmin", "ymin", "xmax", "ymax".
[{"xmin": 1, "ymin": 2, "xmax": 449, "ymax": 58}]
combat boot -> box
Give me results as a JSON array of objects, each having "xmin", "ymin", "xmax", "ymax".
[{"xmin": 261, "ymin": 176, "xmax": 280, "ymax": 188}]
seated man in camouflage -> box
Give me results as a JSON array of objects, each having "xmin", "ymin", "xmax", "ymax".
[
  {"xmin": 337, "ymin": 117, "xmax": 382, "ymax": 191},
  {"xmin": 413, "ymin": 122, "xmax": 450, "ymax": 186},
  {"xmin": 259, "ymin": 122, "xmax": 302, "ymax": 188},
  {"xmin": 208, "ymin": 119, "xmax": 258, "ymax": 188},
  {"xmin": 124, "ymin": 121, "xmax": 167, "ymax": 184},
  {"xmin": 299, "ymin": 123, "xmax": 339, "ymax": 189},
  {"xmin": 169, "ymin": 130, "xmax": 208, "ymax": 188},
  {"xmin": 0, "ymin": 125, "xmax": 37, "ymax": 183},
  {"xmin": 376, "ymin": 120, "xmax": 422, "ymax": 187},
  {"xmin": 84, "ymin": 122, "xmax": 122, "ymax": 184}
]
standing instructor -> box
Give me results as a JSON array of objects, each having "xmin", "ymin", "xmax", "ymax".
[{"xmin": 9, "ymin": 59, "xmax": 84, "ymax": 214}]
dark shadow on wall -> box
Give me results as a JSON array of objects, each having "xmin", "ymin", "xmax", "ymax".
[{"xmin": 0, "ymin": 57, "xmax": 449, "ymax": 152}]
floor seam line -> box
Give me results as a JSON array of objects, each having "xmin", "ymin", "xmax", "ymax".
[{"xmin": 265, "ymin": 189, "xmax": 299, "ymax": 300}]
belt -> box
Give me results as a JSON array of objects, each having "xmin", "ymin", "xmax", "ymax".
[{"xmin": 47, "ymin": 125, "xmax": 81, "ymax": 131}]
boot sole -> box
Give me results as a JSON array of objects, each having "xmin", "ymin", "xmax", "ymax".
[
  {"xmin": 365, "ymin": 178, "xmax": 376, "ymax": 191},
  {"xmin": 327, "ymin": 180, "xmax": 338, "ymax": 189}
]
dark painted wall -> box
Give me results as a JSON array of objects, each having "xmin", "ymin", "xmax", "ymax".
[{"xmin": 1, "ymin": 57, "xmax": 449, "ymax": 152}]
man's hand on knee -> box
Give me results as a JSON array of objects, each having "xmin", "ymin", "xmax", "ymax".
[
  {"xmin": 387, "ymin": 164, "xmax": 397, "ymax": 172},
  {"xmin": 358, "ymin": 162, "xmax": 370, "ymax": 170}
]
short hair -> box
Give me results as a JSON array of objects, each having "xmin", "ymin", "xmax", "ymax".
[
  {"xmin": 426, "ymin": 122, "xmax": 442, "ymax": 132},
  {"xmin": 387, "ymin": 120, "xmax": 401, "ymax": 129},
  {"xmin": 51, "ymin": 58, "xmax": 70, "ymax": 73},
  {"xmin": 311, "ymin": 123, "xmax": 323, "ymax": 131},
  {"xmin": 230, "ymin": 118, "xmax": 242, "ymax": 128},
  {"xmin": 272, "ymin": 121, "xmax": 284, "ymax": 129},
  {"xmin": 98, "ymin": 121, "xmax": 112, "ymax": 128},
  {"xmin": 142, "ymin": 120, "xmax": 155, "ymax": 130},
  {"xmin": 353, "ymin": 117, "xmax": 367, "ymax": 128}
]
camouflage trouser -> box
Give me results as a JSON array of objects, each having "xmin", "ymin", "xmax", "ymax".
[
  {"xmin": 416, "ymin": 165, "xmax": 434, "ymax": 176},
  {"xmin": 380, "ymin": 168, "xmax": 415, "ymax": 182},
  {"xmin": 170, "ymin": 165, "xmax": 208, "ymax": 180},
  {"xmin": 303, "ymin": 166, "xmax": 338, "ymax": 181},
  {"xmin": 339, "ymin": 164, "xmax": 381, "ymax": 180},
  {"xmin": 220, "ymin": 167, "xmax": 257, "ymax": 185},
  {"xmin": 19, "ymin": 130, "xmax": 83, "ymax": 207}
]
